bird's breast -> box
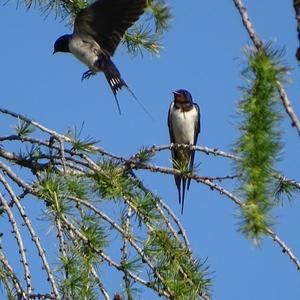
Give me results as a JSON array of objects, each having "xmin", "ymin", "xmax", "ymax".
[
  {"xmin": 69, "ymin": 37, "xmax": 100, "ymax": 71},
  {"xmin": 170, "ymin": 106, "xmax": 198, "ymax": 144}
]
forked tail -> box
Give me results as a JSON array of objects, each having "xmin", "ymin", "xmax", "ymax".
[
  {"xmin": 104, "ymin": 59, "xmax": 153, "ymax": 119},
  {"xmin": 103, "ymin": 60, "xmax": 127, "ymax": 114}
]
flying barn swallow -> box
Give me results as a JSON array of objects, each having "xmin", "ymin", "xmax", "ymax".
[
  {"xmin": 53, "ymin": 0, "xmax": 147, "ymax": 113},
  {"xmin": 168, "ymin": 89, "xmax": 201, "ymax": 213}
]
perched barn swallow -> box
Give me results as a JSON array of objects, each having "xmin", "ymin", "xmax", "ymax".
[
  {"xmin": 53, "ymin": 0, "xmax": 147, "ymax": 113},
  {"xmin": 168, "ymin": 89, "xmax": 201, "ymax": 213}
]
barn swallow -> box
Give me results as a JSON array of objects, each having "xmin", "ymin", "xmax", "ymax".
[
  {"xmin": 167, "ymin": 89, "xmax": 201, "ymax": 213},
  {"xmin": 53, "ymin": 0, "xmax": 147, "ymax": 113}
]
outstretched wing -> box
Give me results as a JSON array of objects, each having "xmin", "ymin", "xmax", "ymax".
[
  {"xmin": 74, "ymin": 0, "xmax": 147, "ymax": 56},
  {"xmin": 187, "ymin": 103, "xmax": 201, "ymax": 190}
]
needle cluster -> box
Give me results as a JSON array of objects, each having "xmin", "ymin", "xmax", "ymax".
[{"xmin": 235, "ymin": 45, "xmax": 287, "ymax": 244}]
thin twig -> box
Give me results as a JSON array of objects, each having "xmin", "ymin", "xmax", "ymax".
[
  {"xmin": 134, "ymin": 144, "xmax": 240, "ymax": 161},
  {"xmin": 132, "ymin": 161, "xmax": 300, "ymax": 271},
  {"xmin": 129, "ymin": 170, "xmax": 191, "ymax": 250},
  {"xmin": 68, "ymin": 196, "xmax": 172, "ymax": 296},
  {"xmin": 91, "ymin": 267, "xmax": 111, "ymax": 300},
  {"xmin": 0, "ymin": 107, "xmax": 123, "ymax": 160},
  {"xmin": 59, "ymin": 139, "xmax": 67, "ymax": 174},
  {"xmin": 61, "ymin": 214, "xmax": 171, "ymax": 298},
  {"xmin": 0, "ymin": 161, "xmax": 34, "ymax": 192},
  {"xmin": 0, "ymin": 174, "xmax": 60, "ymax": 299},
  {"xmin": 28, "ymin": 294, "xmax": 57, "ymax": 299},
  {"xmin": 293, "ymin": 0, "xmax": 300, "ymax": 61},
  {"xmin": 55, "ymin": 217, "xmax": 67, "ymax": 258},
  {"xmin": 0, "ymin": 251, "xmax": 25, "ymax": 297},
  {"xmin": 121, "ymin": 206, "xmax": 132, "ymax": 300},
  {"xmin": 275, "ymin": 174, "xmax": 300, "ymax": 190},
  {"xmin": 267, "ymin": 228, "xmax": 300, "ymax": 270},
  {"xmin": 0, "ymin": 193, "xmax": 32, "ymax": 295}
]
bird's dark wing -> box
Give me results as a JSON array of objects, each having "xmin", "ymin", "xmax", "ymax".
[
  {"xmin": 187, "ymin": 103, "xmax": 201, "ymax": 190},
  {"xmin": 167, "ymin": 103, "xmax": 175, "ymax": 145},
  {"xmin": 74, "ymin": 0, "xmax": 147, "ymax": 56},
  {"xmin": 167, "ymin": 104, "xmax": 178, "ymax": 168}
]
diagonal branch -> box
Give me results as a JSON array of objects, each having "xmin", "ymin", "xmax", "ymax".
[
  {"xmin": 233, "ymin": 0, "xmax": 300, "ymax": 136},
  {"xmin": 91, "ymin": 267, "xmax": 111, "ymax": 300},
  {"xmin": 60, "ymin": 214, "xmax": 171, "ymax": 298},
  {"xmin": 0, "ymin": 193, "xmax": 33, "ymax": 295},
  {"xmin": 0, "ymin": 174, "xmax": 60, "ymax": 299},
  {"xmin": 129, "ymin": 171, "xmax": 191, "ymax": 250},
  {"xmin": 0, "ymin": 107, "xmax": 123, "ymax": 160},
  {"xmin": 0, "ymin": 250, "xmax": 25, "ymax": 297},
  {"xmin": 293, "ymin": 0, "xmax": 300, "ymax": 61},
  {"xmin": 266, "ymin": 228, "xmax": 300, "ymax": 270},
  {"xmin": 131, "ymin": 161, "xmax": 300, "ymax": 271}
]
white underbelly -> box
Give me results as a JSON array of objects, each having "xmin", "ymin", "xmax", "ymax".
[
  {"xmin": 170, "ymin": 107, "xmax": 198, "ymax": 144},
  {"xmin": 69, "ymin": 38, "xmax": 98, "ymax": 70}
]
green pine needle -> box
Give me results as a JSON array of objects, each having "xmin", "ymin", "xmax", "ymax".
[
  {"xmin": 147, "ymin": 0, "xmax": 172, "ymax": 33},
  {"xmin": 134, "ymin": 147, "xmax": 155, "ymax": 164},
  {"xmin": 66, "ymin": 176, "xmax": 88, "ymax": 199},
  {"xmin": 76, "ymin": 214, "xmax": 108, "ymax": 257},
  {"xmin": 66, "ymin": 125, "xmax": 98, "ymax": 153},
  {"xmin": 235, "ymin": 44, "xmax": 287, "ymax": 244},
  {"xmin": 60, "ymin": 252, "xmax": 98, "ymax": 299},
  {"xmin": 144, "ymin": 230, "xmax": 211, "ymax": 299},
  {"xmin": 91, "ymin": 160, "xmax": 135, "ymax": 200},
  {"xmin": 121, "ymin": 257, "xmax": 142, "ymax": 274},
  {"xmin": 131, "ymin": 193, "xmax": 161, "ymax": 222},
  {"xmin": 172, "ymin": 155, "xmax": 191, "ymax": 176},
  {"xmin": 36, "ymin": 172, "xmax": 71, "ymax": 215},
  {"xmin": 13, "ymin": 118, "xmax": 34, "ymax": 137},
  {"xmin": 274, "ymin": 176, "xmax": 299, "ymax": 204},
  {"xmin": 124, "ymin": 25, "xmax": 162, "ymax": 56}
]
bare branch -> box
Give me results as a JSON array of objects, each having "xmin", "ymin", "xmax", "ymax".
[
  {"xmin": 121, "ymin": 207, "xmax": 132, "ymax": 300},
  {"xmin": 267, "ymin": 228, "xmax": 300, "ymax": 270},
  {"xmin": 0, "ymin": 193, "xmax": 33, "ymax": 295},
  {"xmin": 91, "ymin": 267, "xmax": 111, "ymax": 300},
  {"xmin": 0, "ymin": 174, "xmax": 60, "ymax": 298},
  {"xmin": 0, "ymin": 107, "xmax": 123, "ymax": 160},
  {"xmin": 293, "ymin": 0, "xmax": 300, "ymax": 61}
]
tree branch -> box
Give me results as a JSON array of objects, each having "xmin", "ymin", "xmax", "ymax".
[
  {"xmin": 0, "ymin": 193, "xmax": 33, "ymax": 295},
  {"xmin": 233, "ymin": 0, "xmax": 300, "ymax": 136},
  {"xmin": 0, "ymin": 174, "xmax": 60, "ymax": 299}
]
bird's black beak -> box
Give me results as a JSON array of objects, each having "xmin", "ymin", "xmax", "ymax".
[
  {"xmin": 52, "ymin": 50, "xmax": 57, "ymax": 55},
  {"xmin": 173, "ymin": 91, "xmax": 180, "ymax": 95}
]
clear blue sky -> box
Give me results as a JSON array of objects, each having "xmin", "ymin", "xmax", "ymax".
[{"xmin": 1, "ymin": 0, "xmax": 300, "ymax": 299}]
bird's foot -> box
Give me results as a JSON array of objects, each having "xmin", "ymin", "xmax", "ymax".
[{"xmin": 81, "ymin": 70, "xmax": 95, "ymax": 81}]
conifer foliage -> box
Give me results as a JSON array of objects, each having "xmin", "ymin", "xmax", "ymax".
[
  {"xmin": 235, "ymin": 46, "xmax": 288, "ymax": 243},
  {"xmin": 1, "ymin": 1, "xmax": 300, "ymax": 300}
]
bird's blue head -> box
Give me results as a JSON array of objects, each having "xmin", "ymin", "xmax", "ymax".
[
  {"xmin": 173, "ymin": 89, "xmax": 193, "ymax": 103},
  {"xmin": 53, "ymin": 34, "xmax": 71, "ymax": 54}
]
